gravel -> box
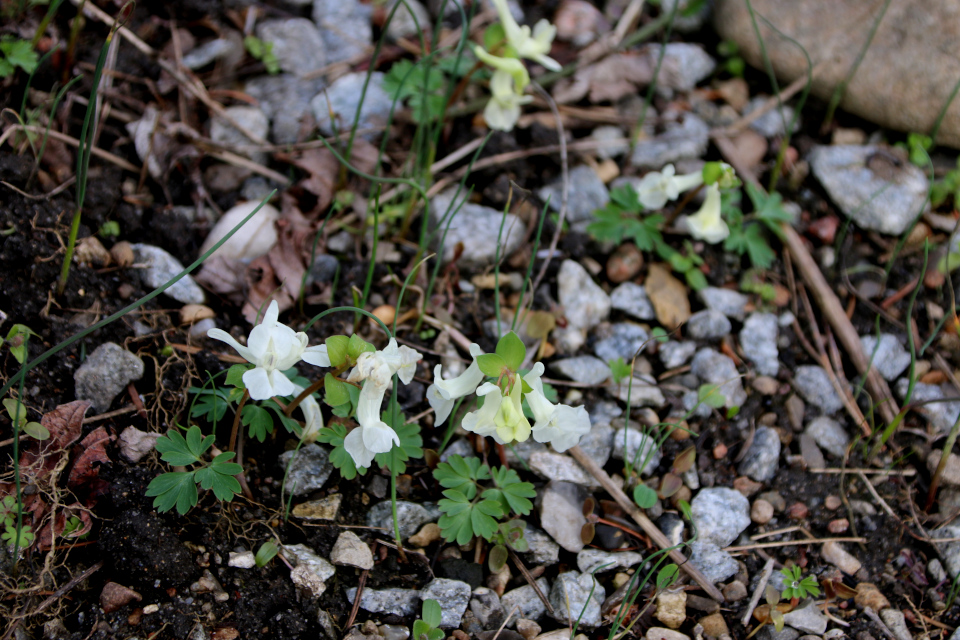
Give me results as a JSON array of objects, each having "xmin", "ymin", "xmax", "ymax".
[
  {"xmin": 792, "ymin": 365, "xmax": 844, "ymax": 414},
  {"xmin": 860, "ymin": 333, "xmax": 911, "ymax": 381},
  {"xmin": 740, "ymin": 312, "xmax": 780, "ymax": 376},
  {"xmin": 538, "ymin": 165, "xmax": 609, "ymax": 232},
  {"xmin": 737, "ymin": 426, "xmax": 781, "ymax": 482},
  {"xmin": 73, "ymin": 343, "xmax": 144, "ymax": 413},
  {"xmin": 610, "ymin": 282, "xmax": 656, "ymax": 320}
]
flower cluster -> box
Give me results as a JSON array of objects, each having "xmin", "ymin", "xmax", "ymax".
[
  {"xmin": 209, "ymin": 307, "xmax": 590, "ymax": 471},
  {"xmin": 634, "ymin": 161, "xmax": 740, "ymax": 244},
  {"xmin": 208, "ymin": 302, "xmax": 423, "ymax": 467},
  {"xmin": 427, "ymin": 333, "xmax": 590, "ymax": 452},
  {"xmin": 475, "ymin": 0, "xmax": 560, "ymax": 131}
]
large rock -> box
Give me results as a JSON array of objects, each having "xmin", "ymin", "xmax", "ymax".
[
  {"xmin": 809, "ymin": 145, "xmax": 928, "ymax": 235},
  {"xmin": 311, "ymin": 72, "xmax": 392, "ymax": 139},
  {"xmin": 256, "ymin": 18, "xmax": 327, "ymax": 78},
  {"xmin": 313, "ymin": 0, "xmax": 372, "ymax": 63},
  {"xmin": 714, "ymin": 0, "xmax": 960, "ymax": 149}
]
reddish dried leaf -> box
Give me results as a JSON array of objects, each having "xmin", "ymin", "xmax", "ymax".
[
  {"xmin": 42, "ymin": 400, "xmax": 90, "ymax": 451},
  {"xmin": 68, "ymin": 426, "xmax": 115, "ymax": 487}
]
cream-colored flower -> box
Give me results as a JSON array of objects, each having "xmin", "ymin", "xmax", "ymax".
[
  {"xmin": 474, "ymin": 46, "xmax": 530, "ymax": 92},
  {"xmin": 461, "ymin": 377, "xmax": 531, "ymax": 445},
  {"xmin": 483, "ymin": 70, "xmax": 533, "ymax": 131},
  {"xmin": 635, "ymin": 164, "xmax": 704, "ymax": 210},
  {"xmin": 490, "ymin": 0, "xmax": 560, "ymax": 71},
  {"xmin": 522, "ymin": 363, "xmax": 591, "ymax": 452},
  {"xmin": 684, "ymin": 183, "xmax": 729, "ymax": 244},
  {"xmin": 427, "ymin": 344, "xmax": 486, "ymax": 425}
]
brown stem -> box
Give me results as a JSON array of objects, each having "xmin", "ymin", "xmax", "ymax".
[
  {"xmin": 509, "ymin": 548, "xmax": 555, "ymax": 615},
  {"xmin": 568, "ymin": 445, "xmax": 726, "ymax": 602},
  {"xmin": 664, "ymin": 183, "xmax": 705, "ymax": 227},
  {"xmin": 230, "ymin": 388, "xmax": 249, "ymax": 453},
  {"xmin": 284, "ymin": 377, "xmax": 325, "ymax": 418}
]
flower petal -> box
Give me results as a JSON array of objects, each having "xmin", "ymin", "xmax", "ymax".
[
  {"xmin": 685, "ymin": 184, "xmax": 729, "ymax": 244},
  {"xmin": 344, "ymin": 428, "xmax": 376, "ymax": 468},
  {"xmin": 242, "ymin": 367, "xmax": 275, "ymax": 400},
  {"xmin": 206, "ymin": 328, "xmax": 256, "ymax": 363},
  {"xmin": 302, "ymin": 344, "xmax": 331, "ymax": 367},
  {"xmin": 362, "ymin": 420, "xmax": 400, "ymax": 454},
  {"xmin": 427, "ymin": 383, "xmax": 455, "ymax": 425}
]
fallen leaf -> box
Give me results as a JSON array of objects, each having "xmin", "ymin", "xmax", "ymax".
[
  {"xmin": 645, "ymin": 264, "xmax": 691, "ymax": 329},
  {"xmin": 68, "ymin": 426, "xmax": 115, "ymax": 488},
  {"xmin": 724, "ymin": 129, "xmax": 768, "ymax": 173},
  {"xmin": 586, "ymin": 53, "xmax": 654, "ymax": 103}
]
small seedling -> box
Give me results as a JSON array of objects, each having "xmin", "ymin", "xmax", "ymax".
[
  {"xmin": 243, "ymin": 36, "xmax": 280, "ymax": 74},
  {"xmin": 413, "ymin": 599, "xmax": 444, "ymax": 640},
  {"xmin": 3, "ymin": 397, "xmax": 49, "ymax": 440},
  {"xmin": 1, "ymin": 324, "xmax": 38, "ymax": 365},
  {"xmin": 0, "ymin": 36, "xmax": 38, "ymax": 77},
  {"xmin": 780, "ymin": 565, "xmax": 820, "ymax": 602},
  {"xmin": 609, "ymin": 357, "xmax": 632, "ymax": 384},
  {"xmin": 0, "ymin": 495, "xmax": 34, "ymax": 550},
  {"xmin": 255, "ymin": 540, "xmax": 279, "ymax": 567}
]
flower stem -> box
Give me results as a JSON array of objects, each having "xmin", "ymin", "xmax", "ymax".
[
  {"xmin": 57, "ymin": 207, "xmax": 82, "ymax": 295},
  {"xmin": 391, "ymin": 470, "xmax": 408, "ymax": 563},
  {"xmin": 230, "ymin": 389, "xmax": 249, "ymax": 453}
]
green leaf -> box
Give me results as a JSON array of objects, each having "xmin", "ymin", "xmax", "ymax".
[
  {"xmin": 437, "ymin": 491, "xmax": 476, "ymax": 545},
  {"xmin": 608, "ymin": 357, "xmax": 632, "ymax": 384},
  {"xmin": 317, "ymin": 424, "xmax": 366, "ymax": 479},
  {"xmin": 189, "ymin": 387, "xmax": 232, "ymax": 424},
  {"xmin": 422, "ymin": 599, "xmax": 442, "ymax": 629},
  {"xmin": 476, "ymin": 354, "xmax": 507, "ymax": 377},
  {"xmin": 488, "ymin": 543, "xmax": 509, "ymax": 572},
  {"xmin": 697, "ymin": 384, "xmax": 726, "ymax": 409},
  {"xmin": 747, "ymin": 182, "xmax": 793, "ymax": 233},
  {"xmin": 2, "ymin": 523, "xmax": 34, "ymax": 549},
  {"xmin": 413, "ymin": 620, "xmax": 431, "ymax": 640},
  {"xmin": 22, "ymin": 422, "xmax": 49, "ymax": 440},
  {"xmin": 685, "ymin": 268, "xmax": 708, "ymax": 291},
  {"xmin": 155, "ymin": 427, "xmax": 208, "ymax": 466},
  {"xmin": 146, "ymin": 471, "xmax": 199, "ymax": 514},
  {"xmin": 485, "ymin": 466, "xmax": 535, "ymax": 516},
  {"xmin": 482, "ymin": 23, "xmax": 506, "ymax": 52},
  {"xmin": 2, "ymin": 398, "xmax": 27, "ymax": 426},
  {"xmin": 375, "ymin": 407, "xmax": 424, "ymax": 475},
  {"xmin": 255, "ymin": 540, "xmax": 279, "ymax": 567},
  {"xmin": 324, "ymin": 373, "xmax": 352, "ymax": 407},
  {"xmin": 325, "ymin": 335, "xmax": 350, "ymax": 367},
  {"xmin": 633, "ymin": 483, "xmax": 658, "ymax": 509},
  {"xmin": 0, "ymin": 37, "xmax": 38, "ymax": 75},
  {"xmin": 496, "ymin": 332, "xmax": 526, "ymax": 371},
  {"xmin": 472, "ymin": 499, "xmax": 503, "ymax": 540},
  {"xmin": 656, "ymin": 564, "xmax": 680, "ymax": 589},
  {"xmin": 433, "ymin": 455, "xmax": 486, "ymax": 499},
  {"xmin": 242, "ymin": 404, "xmax": 274, "ymax": 442},
  {"xmin": 348, "ymin": 334, "xmax": 375, "ymax": 359},
  {"xmin": 610, "ymin": 184, "xmax": 642, "ymax": 211},
  {"xmin": 226, "ymin": 363, "xmax": 251, "ymax": 388}
]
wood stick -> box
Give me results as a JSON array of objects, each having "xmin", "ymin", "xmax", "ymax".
[
  {"xmin": 568, "ymin": 445, "xmax": 725, "ymax": 602},
  {"xmin": 779, "ymin": 223, "xmax": 900, "ymax": 426},
  {"xmin": 742, "ymin": 558, "xmax": 774, "ymax": 627},
  {"xmin": 712, "ymin": 134, "xmax": 900, "ymax": 427},
  {"xmin": 725, "ymin": 536, "xmax": 866, "ymax": 552}
]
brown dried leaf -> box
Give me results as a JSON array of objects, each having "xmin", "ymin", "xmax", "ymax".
[
  {"xmin": 195, "ymin": 255, "xmax": 248, "ymax": 304},
  {"xmin": 645, "ymin": 264, "xmax": 691, "ymax": 328},
  {"xmin": 68, "ymin": 426, "xmax": 114, "ymax": 487},
  {"xmin": 42, "ymin": 400, "xmax": 90, "ymax": 451},
  {"xmin": 586, "ymin": 53, "xmax": 654, "ymax": 103}
]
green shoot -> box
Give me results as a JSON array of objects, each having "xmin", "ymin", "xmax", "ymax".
[
  {"xmin": 243, "ymin": 35, "xmax": 280, "ymax": 74},
  {"xmin": 779, "ymin": 565, "xmax": 820, "ymax": 601},
  {"xmin": 413, "ymin": 599, "xmax": 445, "ymax": 640}
]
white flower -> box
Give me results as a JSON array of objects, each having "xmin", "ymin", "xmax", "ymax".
[
  {"xmin": 344, "ymin": 376, "xmax": 401, "ymax": 468},
  {"xmin": 427, "ymin": 344, "xmax": 486, "ymax": 425},
  {"xmin": 207, "ymin": 300, "xmax": 313, "ymax": 400},
  {"xmin": 290, "ymin": 384, "xmax": 324, "ymax": 444},
  {"xmin": 462, "ymin": 377, "xmax": 531, "ymax": 445},
  {"xmin": 490, "ymin": 0, "xmax": 561, "ymax": 71},
  {"xmin": 523, "ymin": 363, "xmax": 591, "ymax": 452},
  {"xmin": 483, "ymin": 70, "xmax": 534, "ymax": 131},
  {"xmin": 684, "ymin": 183, "xmax": 729, "ymax": 244},
  {"xmin": 635, "ymin": 164, "xmax": 704, "ymax": 210},
  {"xmin": 343, "ymin": 338, "xmax": 422, "ymax": 468}
]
